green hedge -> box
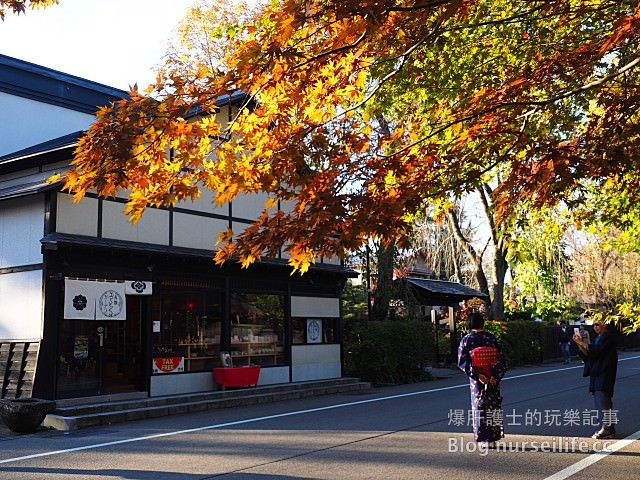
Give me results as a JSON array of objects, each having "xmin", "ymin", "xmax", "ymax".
[
  {"xmin": 345, "ymin": 318, "xmax": 544, "ymax": 385},
  {"xmin": 501, "ymin": 320, "xmax": 545, "ymax": 365},
  {"xmin": 344, "ymin": 319, "xmax": 434, "ymax": 385},
  {"xmin": 457, "ymin": 320, "xmax": 545, "ymax": 366}
]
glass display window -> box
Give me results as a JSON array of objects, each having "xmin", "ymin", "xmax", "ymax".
[
  {"xmin": 151, "ymin": 291, "xmax": 222, "ymax": 373},
  {"xmin": 230, "ymin": 293, "xmax": 285, "ymax": 366}
]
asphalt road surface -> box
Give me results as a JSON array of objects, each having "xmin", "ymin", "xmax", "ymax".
[{"xmin": 0, "ymin": 352, "xmax": 639, "ymax": 480}]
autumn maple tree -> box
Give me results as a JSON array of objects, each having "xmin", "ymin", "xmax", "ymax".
[
  {"xmin": 59, "ymin": 0, "xmax": 640, "ymax": 276},
  {"xmin": 0, "ymin": 0, "xmax": 57, "ymax": 19}
]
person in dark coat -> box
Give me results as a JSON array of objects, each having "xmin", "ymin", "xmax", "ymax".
[
  {"xmin": 458, "ymin": 313, "xmax": 507, "ymax": 448},
  {"xmin": 573, "ymin": 319, "xmax": 618, "ymax": 439}
]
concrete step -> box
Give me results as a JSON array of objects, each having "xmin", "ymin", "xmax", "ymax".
[{"xmin": 43, "ymin": 378, "xmax": 371, "ymax": 431}]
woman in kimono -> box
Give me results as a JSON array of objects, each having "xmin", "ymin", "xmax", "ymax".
[{"xmin": 458, "ymin": 312, "xmax": 507, "ymax": 447}]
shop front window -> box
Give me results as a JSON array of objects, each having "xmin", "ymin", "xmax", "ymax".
[
  {"xmin": 292, "ymin": 318, "xmax": 338, "ymax": 344},
  {"xmin": 230, "ymin": 293, "xmax": 285, "ymax": 366},
  {"xmin": 152, "ymin": 291, "xmax": 222, "ymax": 373}
]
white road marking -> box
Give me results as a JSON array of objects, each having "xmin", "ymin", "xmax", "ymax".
[
  {"xmin": 0, "ymin": 355, "xmax": 638, "ymax": 466},
  {"xmin": 544, "ymin": 429, "xmax": 640, "ymax": 480}
]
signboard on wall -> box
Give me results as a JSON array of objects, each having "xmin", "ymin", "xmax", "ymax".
[
  {"xmin": 125, "ymin": 280, "xmax": 152, "ymax": 295},
  {"xmin": 152, "ymin": 357, "xmax": 185, "ymax": 374},
  {"xmin": 307, "ymin": 319, "xmax": 322, "ymax": 343},
  {"xmin": 291, "ymin": 296, "xmax": 339, "ymax": 318}
]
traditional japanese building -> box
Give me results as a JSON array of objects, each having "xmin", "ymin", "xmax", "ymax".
[{"xmin": 0, "ymin": 54, "xmax": 353, "ymax": 401}]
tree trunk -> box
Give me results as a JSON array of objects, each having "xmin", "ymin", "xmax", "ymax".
[
  {"xmin": 478, "ymin": 183, "xmax": 510, "ymax": 321},
  {"xmin": 369, "ymin": 114, "xmax": 397, "ymax": 322},
  {"xmin": 489, "ymin": 244, "xmax": 509, "ymax": 321},
  {"xmin": 370, "ymin": 241, "xmax": 396, "ymax": 321},
  {"xmin": 445, "ymin": 209, "xmax": 491, "ymax": 313},
  {"xmin": 449, "ymin": 232, "xmax": 463, "ymax": 283}
]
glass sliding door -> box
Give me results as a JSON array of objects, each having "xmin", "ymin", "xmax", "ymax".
[{"xmin": 56, "ymin": 297, "xmax": 146, "ymax": 399}]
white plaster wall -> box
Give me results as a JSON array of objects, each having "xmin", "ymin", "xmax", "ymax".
[
  {"xmin": 232, "ymin": 191, "xmax": 272, "ymax": 220},
  {"xmin": 0, "ymin": 195, "xmax": 43, "ymax": 268},
  {"xmin": 175, "ymin": 190, "xmax": 228, "ymax": 216},
  {"xmin": 101, "ymin": 200, "xmax": 169, "ymax": 245},
  {"xmin": 280, "ymin": 243, "xmax": 293, "ymax": 260},
  {"xmin": 0, "ymin": 269, "xmax": 43, "ymax": 340},
  {"xmin": 322, "ymin": 256, "xmax": 342, "ymax": 266},
  {"xmin": 56, "ymin": 194, "xmax": 99, "ymax": 237},
  {"xmin": 0, "ymin": 92, "xmax": 94, "ymax": 157},
  {"xmin": 150, "ymin": 372, "xmax": 214, "ymax": 396},
  {"xmin": 257, "ymin": 366, "xmax": 289, "ymax": 386},
  {"xmin": 149, "ymin": 365, "xmax": 290, "ymax": 396},
  {"xmin": 172, "ymin": 212, "xmax": 228, "ymax": 250},
  {"xmin": 291, "ymin": 296, "xmax": 340, "ymax": 318},
  {"xmin": 279, "ymin": 198, "xmax": 296, "ymax": 215},
  {"xmin": 214, "ymin": 105, "xmax": 232, "ymax": 130},
  {"xmin": 291, "ymin": 344, "xmax": 341, "ymax": 382}
]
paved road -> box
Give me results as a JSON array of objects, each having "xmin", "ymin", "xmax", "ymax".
[{"xmin": 0, "ymin": 352, "xmax": 639, "ymax": 479}]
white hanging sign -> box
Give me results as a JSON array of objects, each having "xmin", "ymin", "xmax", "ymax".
[
  {"xmin": 64, "ymin": 279, "xmax": 97, "ymax": 320},
  {"xmin": 64, "ymin": 279, "xmax": 127, "ymax": 320},
  {"xmin": 125, "ymin": 280, "xmax": 153, "ymax": 295},
  {"xmin": 95, "ymin": 282, "xmax": 126, "ymax": 320}
]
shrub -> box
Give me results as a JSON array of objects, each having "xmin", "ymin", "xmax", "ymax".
[
  {"xmin": 344, "ymin": 319, "xmax": 434, "ymax": 385},
  {"xmin": 506, "ymin": 297, "xmax": 581, "ymax": 323},
  {"xmin": 457, "ymin": 320, "xmax": 545, "ymax": 366},
  {"xmin": 500, "ymin": 321, "xmax": 545, "ymax": 365}
]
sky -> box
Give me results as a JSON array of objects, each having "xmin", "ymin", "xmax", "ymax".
[
  {"xmin": 0, "ymin": 0, "xmax": 196, "ymax": 91},
  {"xmin": 0, "ymin": 0, "xmax": 492, "ymax": 246}
]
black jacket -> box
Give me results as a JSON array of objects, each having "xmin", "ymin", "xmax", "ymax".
[{"xmin": 579, "ymin": 329, "xmax": 618, "ymax": 395}]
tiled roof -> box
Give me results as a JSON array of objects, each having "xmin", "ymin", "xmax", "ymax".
[
  {"xmin": 402, "ymin": 277, "xmax": 488, "ymax": 302},
  {"xmin": 0, "ymin": 178, "xmax": 62, "ymax": 201},
  {"xmin": 0, "ymin": 131, "xmax": 82, "ymax": 165},
  {"xmin": 41, "ymin": 232, "xmax": 357, "ymax": 277},
  {"xmin": 0, "ymin": 54, "xmax": 127, "ymax": 114}
]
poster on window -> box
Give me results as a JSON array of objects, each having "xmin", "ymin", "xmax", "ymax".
[
  {"xmin": 73, "ymin": 335, "xmax": 89, "ymax": 360},
  {"xmin": 307, "ymin": 319, "xmax": 322, "ymax": 343},
  {"xmin": 152, "ymin": 357, "xmax": 185, "ymax": 374}
]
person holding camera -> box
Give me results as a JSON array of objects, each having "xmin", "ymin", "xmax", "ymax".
[{"xmin": 573, "ymin": 320, "xmax": 618, "ymax": 439}]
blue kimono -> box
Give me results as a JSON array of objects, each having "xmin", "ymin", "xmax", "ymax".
[{"xmin": 458, "ymin": 330, "xmax": 507, "ymax": 442}]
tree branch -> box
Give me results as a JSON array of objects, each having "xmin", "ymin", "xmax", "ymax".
[{"xmin": 509, "ymin": 56, "xmax": 640, "ymax": 111}]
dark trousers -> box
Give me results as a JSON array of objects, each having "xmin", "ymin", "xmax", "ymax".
[{"xmin": 594, "ymin": 390, "xmax": 614, "ymax": 430}]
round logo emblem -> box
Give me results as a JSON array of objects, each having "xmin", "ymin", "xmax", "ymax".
[
  {"xmin": 307, "ymin": 320, "xmax": 321, "ymax": 342},
  {"xmin": 130, "ymin": 280, "xmax": 147, "ymax": 293},
  {"xmin": 72, "ymin": 294, "xmax": 88, "ymax": 311},
  {"xmin": 98, "ymin": 290, "xmax": 124, "ymax": 318}
]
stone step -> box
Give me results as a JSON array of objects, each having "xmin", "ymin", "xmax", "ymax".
[
  {"xmin": 43, "ymin": 378, "xmax": 371, "ymax": 431},
  {"xmin": 53, "ymin": 377, "xmax": 363, "ymax": 416}
]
